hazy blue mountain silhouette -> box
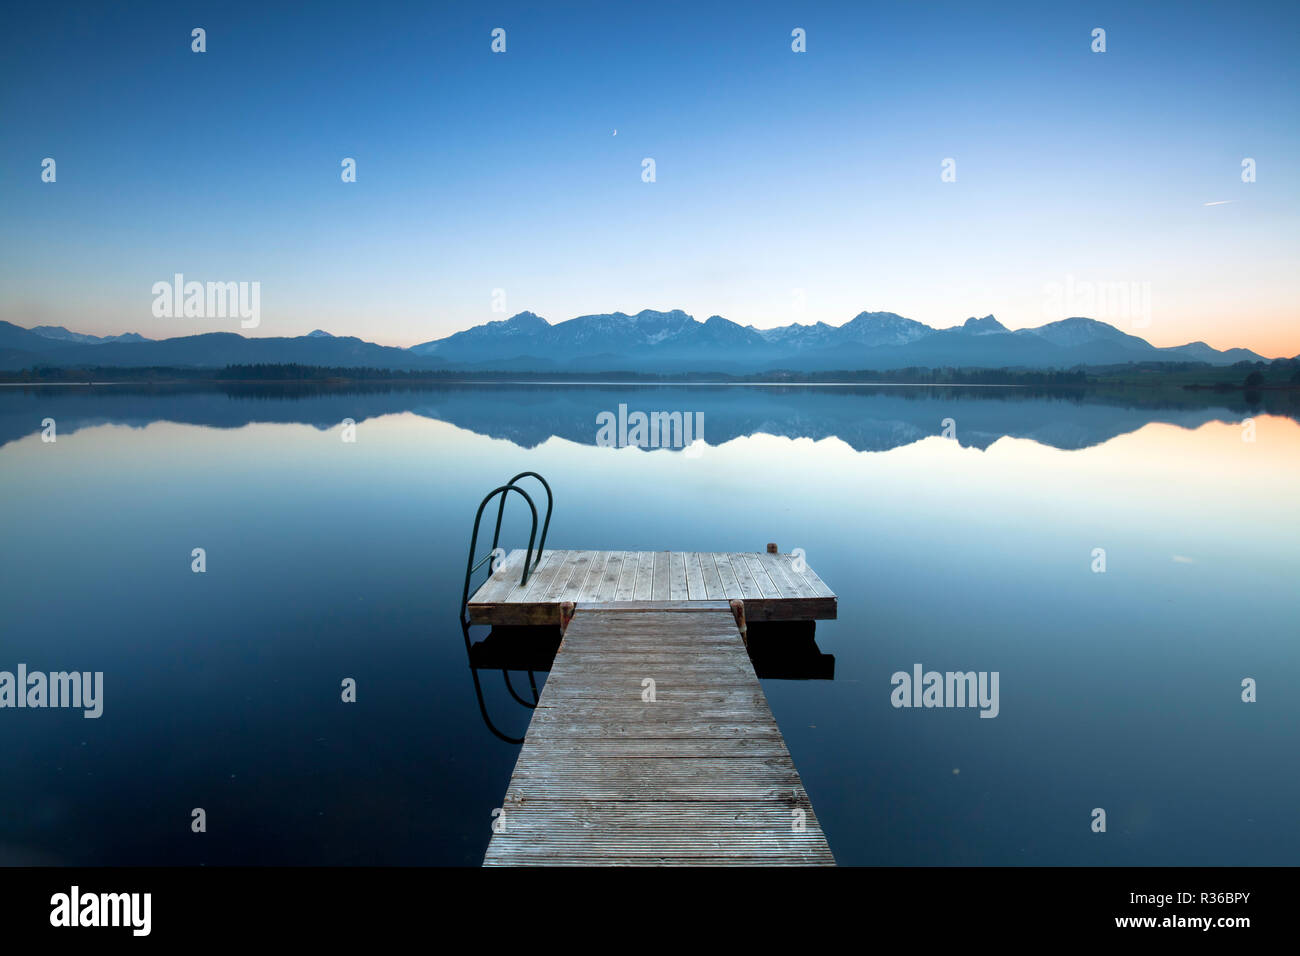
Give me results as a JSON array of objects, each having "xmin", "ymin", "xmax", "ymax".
[
  {"xmin": 0, "ymin": 321, "xmax": 446, "ymax": 370},
  {"xmin": 1, "ymin": 383, "xmax": 1290, "ymax": 454},
  {"xmin": 0, "ymin": 310, "xmax": 1273, "ymax": 374},
  {"xmin": 27, "ymin": 326, "xmax": 151, "ymax": 345},
  {"xmin": 409, "ymin": 310, "xmax": 1272, "ymax": 370}
]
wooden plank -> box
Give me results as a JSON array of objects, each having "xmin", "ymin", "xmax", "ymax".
[
  {"xmin": 651, "ymin": 551, "xmax": 671, "ymax": 601},
  {"xmin": 530, "ymin": 694, "xmax": 771, "ymax": 714},
  {"xmin": 488, "ymin": 859, "xmax": 827, "ymax": 867},
  {"xmin": 740, "ymin": 597, "xmax": 835, "ymax": 623},
  {"xmin": 726, "ymin": 553, "xmax": 764, "ymax": 601},
  {"xmin": 493, "ymin": 805, "xmax": 822, "ymax": 827},
  {"xmin": 544, "ymin": 659, "xmax": 754, "ymax": 672},
  {"xmin": 668, "ymin": 552, "xmax": 688, "ymax": 601},
  {"xmin": 467, "ymin": 548, "xmax": 527, "ymax": 604},
  {"xmin": 507, "ymin": 738, "xmax": 793, "ymax": 758},
  {"xmin": 760, "ymin": 552, "xmax": 814, "ymax": 599},
  {"xmin": 543, "ymin": 550, "xmax": 590, "ymax": 602},
  {"xmin": 540, "ymin": 676, "xmax": 756, "ymax": 692},
  {"xmin": 498, "ymin": 780, "xmax": 806, "ymax": 801},
  {"xmin": 798, "ymin": 564, "xmax": 835, "ymax": 599},
  {"xmin": 576, "ymin": 551, "xmax": 610, "ymax": 602},
  {"xmin": 526, "ymin": 703, "xmax": 777, "ymax": 724},
  {"xmin": 483, "ymin": 607, "xmax": 834, "ymax": 866},
  {"xmin": 533, "ymin": 679, "xmax": 765, "ymax": 698},
  {"xmin": 615, "ymin": 552, "xmax": 640, "ymax": 600},
  {"xmin": 576, "ymin": 600, "xmax": 731, "ymax": 613},
  {"xmin": 504, "ymin": 549, "xmax": 557, "ymax": 602},
  {"xmin": 683, "ymin": 552, "xmax": 707, "ymax": 600},
  {"xmin": 465, "ymin": 604, "xmax": 560, "ymax": 626},
  {"xmin": 522, "ymin": 719, "xmax": 787, "ymax": 738},
  {"xmin": 596, "ymin": 551, "xmax": 627, "ymax": 602},
  {"xmin": 632, "ymin": 551, "xmax": 655, "ymax": 600},
  {"xmin": 743, "ymin": 554, "xmax": 782, "ymax": 599},
  {"xmin": 518, "ymin": 549, "xmax": 570, "ymax": 602},
  {"xmin": 712, "ymin": 552, "xmax": 741, "ymax": 600},
  {"xmin": 469, "ymin": 598, "xmax": 835, "ymax": 626},
  {"xmin": 551, "ymin": 653, "xmax": 747, "ymax": 668},
  {"xmin": 699, "ymin": 552, "xmax": 725, "ymax": 600},
  {"xmin": 541, "ymin": 652, "xmax": 753, "ymax": 668},
  {"xmin": 497, "ymin": 799, "xmax": 819, "ymax": 815},
  {"xmin": 534, "ymin": 678, "xmax": 765, "ymax": 694}
]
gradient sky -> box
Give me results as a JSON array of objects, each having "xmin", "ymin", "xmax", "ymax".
[{"xmin": 1, "ymin": 0, "xmax": 1296, "ymax": 355}]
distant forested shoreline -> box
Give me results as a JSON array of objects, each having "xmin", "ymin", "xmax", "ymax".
[{"xmin": 2, "ymin": 358, "xmax": 1298, "ymax": 389}]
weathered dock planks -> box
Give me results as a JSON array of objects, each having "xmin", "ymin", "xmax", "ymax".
[
  {"xmin": 468, "ymin": 550, "xmax": 836, "ymax": 625},
  {"xmin": 482, "ymin": 607, "xmax": 834, "ymax": 866}
]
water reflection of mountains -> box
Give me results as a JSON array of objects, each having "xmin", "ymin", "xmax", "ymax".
[{"xmin": 1, "ymin": 383, "xmax": 1294, "ymax": 452}]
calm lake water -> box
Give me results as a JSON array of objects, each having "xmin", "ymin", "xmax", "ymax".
[{"xmin": 1, "ymin": 383, "xmax": 1297, "ymax": 866}]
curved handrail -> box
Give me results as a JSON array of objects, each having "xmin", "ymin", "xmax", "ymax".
[
  {"xmin": 459, "ymin": 616, "xmax": 544, "ymax": 745},
  {"xmin": 461, "ymin": 484, "xmax": 538, "ymax": 623},
  {"xmin": 493, "ymin": 472, "xmax": 552, "ymax": 571}
]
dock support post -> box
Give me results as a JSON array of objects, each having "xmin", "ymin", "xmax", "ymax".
[{"xmin": 730, "ymin": 599, "xmax": 747, "ymax": 646}]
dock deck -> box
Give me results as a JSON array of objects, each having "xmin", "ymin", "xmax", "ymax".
[
  {"xmin": 467, "ymin": 549, "xmax": 836, "ymax": 625},
  {"xmin": 482, "ymin": 606, "xmax": 835, "ymax": 866}
]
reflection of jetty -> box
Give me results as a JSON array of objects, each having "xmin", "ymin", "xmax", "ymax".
[{"xmin": 463, "ymin": 475, "xmax": 837, "ymax": 865}]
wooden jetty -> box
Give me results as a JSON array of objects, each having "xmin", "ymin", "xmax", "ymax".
[
  {"xmin": 467, "ymin": 549, "xmax": 835, "ymax": 626},
  {"xmin": 473, "ymin": 549, "xmax": 837, "ymax": 866}
]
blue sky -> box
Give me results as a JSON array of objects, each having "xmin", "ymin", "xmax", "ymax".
[{"xmin": 1, "ymin": 0, "xmax": 1297, "ymax": 354}]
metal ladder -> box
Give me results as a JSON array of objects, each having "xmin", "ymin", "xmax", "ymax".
[
  {"xmin": 460, "ymin": 471, "xmax": 553, "ymax": 624},
  {"xmin": 459, "ymin": 472, "xmax": 555, "ymax": 742}
]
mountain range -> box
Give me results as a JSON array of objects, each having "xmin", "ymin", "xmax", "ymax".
[{"xmin": 0, "ymin": 310, "xmax": 1277, "ymax": 374}]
